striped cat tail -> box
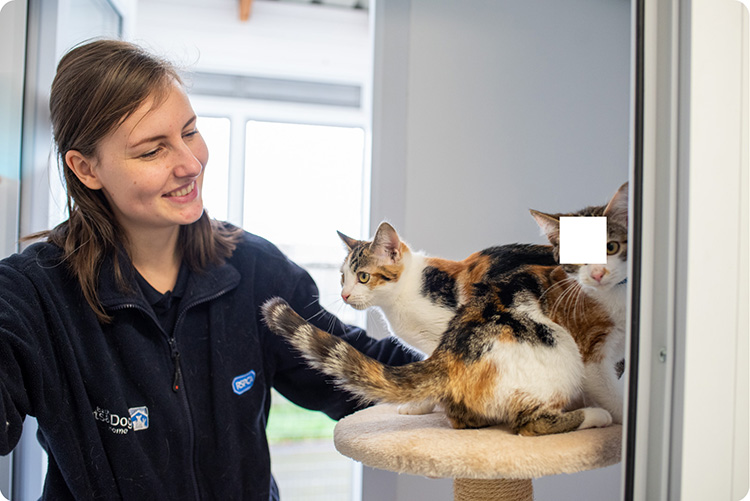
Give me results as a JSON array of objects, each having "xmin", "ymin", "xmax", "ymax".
[{"xmin": 261, "ymin": 297, "xmax": 442, "ymax": 405}]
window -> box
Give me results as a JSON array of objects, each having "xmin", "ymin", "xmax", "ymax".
[
  {"xmin": 194, "ymin": 94, "xmax": 368, "ymax": 501},
  {"xmin": 243, "ymin": 120, "xmax": 366, "ymax": 326},
  {"xmin": 197, "ymin": 116, "xmax": 231, "ymax": 222}
]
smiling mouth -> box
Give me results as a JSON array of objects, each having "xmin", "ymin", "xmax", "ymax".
[{"xmin": 164, "ymin": 181, "xmax": 195, "ymax": 198}]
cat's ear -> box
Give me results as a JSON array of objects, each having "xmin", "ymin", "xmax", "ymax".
[
  {"xmin": 371, "ymin": 222, "xmax": 402, "ymax": 263},
  {"xmin": 603, "ymin": 182, "xmax": 628, "ymax": 225},
  {"xmin": 337, "ymin": 230, "xmax": 360, "ymax": 251},
  {"xmin": 530, "ymin": 210, "xmax": 560, "ymax": 245}
]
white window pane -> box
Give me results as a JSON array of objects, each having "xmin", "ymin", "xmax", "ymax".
[
  {"xmin": 243, "ymin": 121, "xmax": 365, "ymax": 250},
  {"xmin": 243, "ymin": 121, "xmax": 366, "ymax": 324},
  {"xmin": 198, "ymin": 116, "xmax": 231, "ymax": 222}
]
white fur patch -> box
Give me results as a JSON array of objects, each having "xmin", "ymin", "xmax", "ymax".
[
  {"xmin": 577, "ymin": 407, "xmax": 613, "ymax": 430},
  {"xmin": 486, "ymin": 301, "xmax": 584, "ymax": 420},
  {"xmin": 343, "ymin": 252, "xmax": 452, "ymax": 356},
  {"xmin": 397, "ymin": 400, "xmax": 437, "ymax": 415}
]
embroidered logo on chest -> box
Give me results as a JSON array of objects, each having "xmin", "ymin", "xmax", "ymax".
[
  {"xmin": 232, "ymin": 370, "xmax": 256, "ymax": 395},
  {"xmin": 93, "ymin": 405, "xmax": 149, "ymax": 435}
]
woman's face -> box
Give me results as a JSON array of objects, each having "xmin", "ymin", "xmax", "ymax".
[{"xmin": 70, "ymin": 80, "xmax": 208, "ymax": 238}]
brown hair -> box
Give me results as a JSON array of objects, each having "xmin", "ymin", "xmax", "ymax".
[{"xmin": 36, "ymin": 39, "xmax": 241, "ymax": 323}]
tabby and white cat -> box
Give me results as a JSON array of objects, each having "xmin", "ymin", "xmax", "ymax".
[{"xmin": 263, "ymin": 183, "xmax": 628, "ymax": 435}]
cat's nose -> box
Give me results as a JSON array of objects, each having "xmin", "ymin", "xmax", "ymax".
[
  {"xmin": 341, "ymin": 293, "xmax": 350, "ymax": 302},
  {"xmin": 591, "ymin": 269, "xmax": 606, "ymax": 283}
]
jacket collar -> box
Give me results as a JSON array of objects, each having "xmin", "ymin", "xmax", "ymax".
[{"xmin": 97, "ymin": 247, "xmax": 241, "ymax": 312}]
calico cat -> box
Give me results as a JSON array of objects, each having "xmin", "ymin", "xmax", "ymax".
[
  {"xmin": 335, "ymin": 223, "xmax": 558, "ymax": 416},
  {"xmin": 336, "ymin": 226, "xmax": 557, "ymax": 358},
  {"xmin": 263, "ymin": 183, "xmax": 628, "ymax": 435}
]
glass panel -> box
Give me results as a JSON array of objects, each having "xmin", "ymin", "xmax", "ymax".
[
  {"xmin": 0, "ymin": 0, "xmax": 26, "ymax": 259},
  {"xmin": 0, "ymin": 0, "xmax": 27, "ymax": 498},
  {"xmin": 243, "ymin": 120, "xmax": 366, "ymax": 327},
  {"xmin": 198, "ymin": 116, "xmax": 230, "ymax": 222},
  {"xmin": 266, "ymin": 390, "xmax": 353, "ymax": 501},
  {"xmin": 14, "ymin": 2, "xmax": 124, "ymax": 500},
  {"xmin": 59, "ymin": 0, "xmax": 121, "ymax": 51},
  {"xmin": 244, "ymin": 120, "xmax": 367, "ymax": 501},
  {"xmin": 48, "ymin": 0, "xmax": 122, "ymax": 230}
]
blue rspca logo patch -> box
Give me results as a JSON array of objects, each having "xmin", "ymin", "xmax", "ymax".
[{"xmin": 232, "ymin": 370, "xmax": 256, "ymax": 395}]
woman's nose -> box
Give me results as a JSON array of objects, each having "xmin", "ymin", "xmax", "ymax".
[{"xmin": 173, "ymin": 142, "xmax": 205, "ymax": 178}]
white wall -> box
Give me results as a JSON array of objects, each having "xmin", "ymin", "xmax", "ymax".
[
  {"xmin": 628, "ymin": 1, "xmax": 749, "ymax": 499},
  {"xmin": 135, "ymin": 0, "xmax": 369, "ymax": 85},
  {"xmin": 369, "ymin": 0, "xmax": 631, "ymax": 499},
  {"xmin": 675, "ymin": 0, "xmax": 748, "ymax": 499}
]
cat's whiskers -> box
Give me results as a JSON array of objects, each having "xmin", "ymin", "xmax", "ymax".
[
  {"xmin": 306, "ymin": 294, "xmax": 345, "ymax": 327},
  {"xmin": 538, "ymin": 276, "xmax": 575, "ymax": 302},
  {"xmin": 542, "ymin": 277, "xmax": 576, "ymax": 313},
  {"xmin": 311, "ymin": 291, "xmax": 379, "ymax": 334},
  {"xmin": 565, "ymin": 283, "xmax": 586, "ymax": 329},
  {"xmin": 547, "ymin": 277, "xmax": 585, "ymax": 328},
  {"xmin": 559, "ymin": 280, "xmax": 578, "ymax": 317},
  {"xmin": 571, "ymin": 284, "xmax": 587, "ymax": 327},
  {"xmin": 307, "ymin": 309, "xmax": 326, "ymax": 322}
]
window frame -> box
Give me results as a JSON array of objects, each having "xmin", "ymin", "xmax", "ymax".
[{"xmin": 190, "ymin": 93, "xmax": 369, "ymax": 232}]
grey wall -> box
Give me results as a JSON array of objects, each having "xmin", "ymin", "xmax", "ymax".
[
  {"xmin": 367, "ymin": 0, "xmax": 630, "ymax": 499},
  {"xmin": 371, "ymin": 0, "xmax": 631, "ymax": 258}
]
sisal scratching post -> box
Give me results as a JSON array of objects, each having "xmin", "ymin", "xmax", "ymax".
[
  {"xmin": 454, "ymin": 478, "xmax": 533, "ymax": 501},
  {"xmin": 334, "ymin": 404, "xmax": 622, "ymax": 501}
]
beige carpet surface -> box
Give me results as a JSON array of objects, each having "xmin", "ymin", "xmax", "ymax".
[{"xmin": 334, "ymin": 404, "xmax": 622, "ymax": 480}]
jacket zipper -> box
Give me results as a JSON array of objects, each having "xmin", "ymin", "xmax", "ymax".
[
  {"xmin": 108, "ymin": 303, "xmax": 184, "ymax": 394},
  {"xmin": 167, "ymin": 285, "xmax": 236, "ymax": 500},
  {"xmin": 168, "ymin": 284, "xmax": 234, "ymax": 393},
  {"xmin": 167, "ymin": 336, "xmax": 183, "ymax": 392},
  {"xmin": 108, "ymin": 285, "xmax": 235, "ymax": 500}
]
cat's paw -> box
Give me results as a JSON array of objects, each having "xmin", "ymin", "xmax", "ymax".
[
  {"xmin": 261, "ymin": 297, "xmax": 306, "ymax": 339},
  {"xmin": 577, "ymin": 407, "xmax": 613, "ymax": 430},
  {"xmin": 261, "ymin": 297, "xmax": 291, "ymax": 332},
  {"xmin": 397, "ymin": 401, "xmax": 435, "ymax": 415}
]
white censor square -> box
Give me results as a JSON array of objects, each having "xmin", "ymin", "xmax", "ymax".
[{"xmin": 559, "ymin": 217, "xmax": 607, "ymax": 264}]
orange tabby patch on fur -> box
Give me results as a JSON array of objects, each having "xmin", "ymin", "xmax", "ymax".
[
  {"xmin": 531, "ymin": 265, "xmax": 614, "ymax": 364},
  {"xmin": 425, "ymin": 253, "xmax": 493, "ymax": 302},
  {"xmin": 442, "ymin": 355, "xmax": 498, "ymax": 424}
]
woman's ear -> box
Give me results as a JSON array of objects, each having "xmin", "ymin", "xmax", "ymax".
[{"xmin": 65, "ymin": 150, "xmax": 103, "ymax": 190}]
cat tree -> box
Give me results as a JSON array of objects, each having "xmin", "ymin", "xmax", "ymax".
[{"xmin": 334, "ymin": 404, "xmax": 622, "ymax": 501}]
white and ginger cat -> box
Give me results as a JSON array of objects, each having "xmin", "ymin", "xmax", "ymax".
[{"xmin": 263, "ymin": 183, "xmax": 628, "ymax": 435}]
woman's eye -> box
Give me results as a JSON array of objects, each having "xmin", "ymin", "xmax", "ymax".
[
  {"xmin": 357, "ymin": 272, "xmax": 370, "ymax": 284},
  {"xmin": 139, "ymin": 148, "xmax": 160, "ymax": 159},
  {"xmin": 183, "ymin": 129, "xmax": 200, "ymax": 139},
  {"xmin": 606, "ymin": 241, "xmax": 620, "ymax": 255}
]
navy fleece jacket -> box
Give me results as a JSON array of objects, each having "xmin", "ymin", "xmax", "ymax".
[{"xmin": 0, "ymin": 230, "xmax": 416, "ymax": 500}]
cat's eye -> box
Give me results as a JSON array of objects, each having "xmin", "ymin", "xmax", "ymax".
[
  {"xmin": 606, "ymin": 241, "xmax": 621, "ymax": 255},
  {"xmin": 357, "ymin": 272, "xmax": 371, "ymax": 284}
]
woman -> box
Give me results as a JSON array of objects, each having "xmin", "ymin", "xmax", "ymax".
[{"xmin": 0, "ymin": 39, "xmax": 416, "ymax": 499}]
